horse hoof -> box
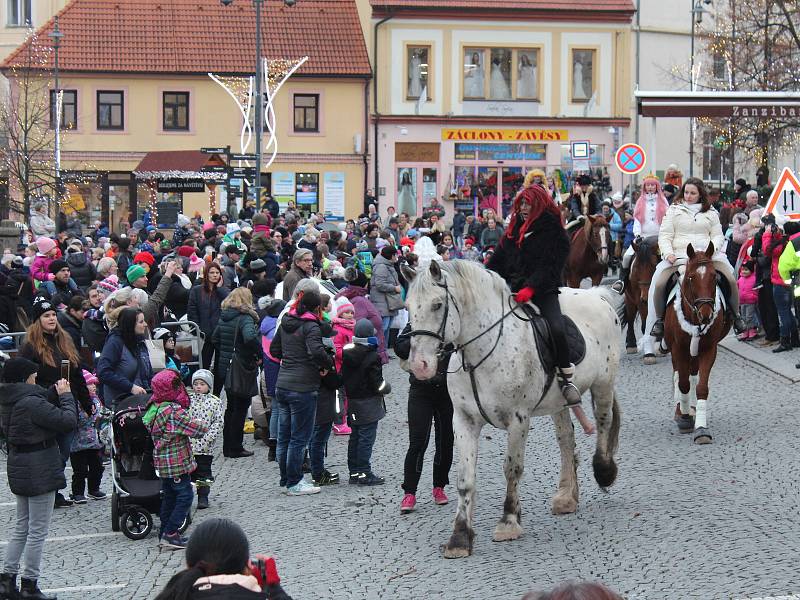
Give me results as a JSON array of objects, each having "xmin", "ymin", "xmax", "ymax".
[
  {"xmin": 492, "ymin": 521, "xmax": 523, "ymax": 542},
  {"xmin": 693, "ymin": 427, "xmax": 713, "ymax": 444},
  {"xmin": 442, "ymin": 545, "xmax": 471, "ymax": 559},
  {"xmin": 551, "ymin": 492, "xmax": 578, "ymax": 515},
  {"xmin": 674, "ymin": 413, "xmax": 695, "ymax": 433},
  {"xmin": 626, "ymin": 347, "xmax": 638, "ymax": 354},
  {"xmin": 643, "ymin": 354, "xmax": 657, "ymax": 365}
]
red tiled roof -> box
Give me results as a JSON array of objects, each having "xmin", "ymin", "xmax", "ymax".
[
  {"xmin": 3, "ymin": 0, "xmax": 371, "ymax": 77},
  {"xmin": 371, "ymin": 0, "xmax": 635, "ymax": 15}
]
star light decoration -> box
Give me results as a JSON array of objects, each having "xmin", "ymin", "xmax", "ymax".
[{"xmin": 208, "ymin": 56, "xmax": 308, "ymax": 212}]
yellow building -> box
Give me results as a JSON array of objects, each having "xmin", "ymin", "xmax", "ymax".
[
  {"xmin": 2, "ymin": 0, "xmax": 371, "ymax": 232},
  {"xmin": 0, "ymin": 0, "xmax": 67, "ymax": 62},
  {"xmin": 368, "ymin": 0, "xmax": 635, "ymax": 218}
]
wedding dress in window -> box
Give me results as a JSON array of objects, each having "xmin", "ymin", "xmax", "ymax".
[
  {"xmin": 398, "ymin": 171, "xmax": 416, "ymax": 216},
  {"xmin": 573, "ymin": 59, "xmax": 587, "ymax": 100},
  {"xmin": 464, "ymin": 55, "xmax": 484, "ymax": 98},
  {"xmin": 409, "ymin": 52, "xmax": 423, "ymax": 98},
  {"xmin": 489, "ymin": 59, "xmax": 511, "ymax": 100},
  {"xmin": 517, "ymin": 59, "xmax": 537, "ymax": 98}
]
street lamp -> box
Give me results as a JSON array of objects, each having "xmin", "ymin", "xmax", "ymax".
[
  {"xmin": 688, "ymin": 0, "xmax": 712, "ymax": 177},
  {"xmin": 49, "ymin": 16, "xmax": 64, "ymax": 208},
  {"xmin": 221, "ymin": 0, "xmax": 296, "ymax": 212}
]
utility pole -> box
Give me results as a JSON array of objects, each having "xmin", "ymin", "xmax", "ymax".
[
  {"xmin": 253, "ymin": 0, "xmax": 264, "ymax": 213},
  {"xmin": 689, "ymin": 0, "xmax": 697, "ymax": 178},
  {"xmin": 49, "ymin": 16, "xmax": 64, "ymax": 212}
]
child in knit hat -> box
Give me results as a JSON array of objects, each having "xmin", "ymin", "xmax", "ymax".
[
  {"xmin": 331, "ymin": 299, "xmax": 355, "ymax": 436},
  {"xmin": 30, "ymin": 237, "xmax": 59, "ymax": 283},
  {"xmin": 341, "ymin": 319, "xmax": 390, "ymax": 486},
  {"xmin": 68, "ymin": 369, "xmax": 106, "ymax": 503},
  {"xmin": 187, "ymin": 369, "xmax": 223, "ymax": 510}
]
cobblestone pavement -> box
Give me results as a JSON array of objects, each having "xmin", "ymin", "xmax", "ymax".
[{"xmin": 2, "ymin": 345, "xmax": 800, "ymax": 600}]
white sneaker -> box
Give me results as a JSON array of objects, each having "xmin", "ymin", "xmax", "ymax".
[{"xmin": 286, "ymin": 479, "xmax": 321, "ymax": 496}]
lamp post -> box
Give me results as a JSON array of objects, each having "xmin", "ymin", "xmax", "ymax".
[
  {"xmin": 49, "ymin": 16, "xmax": 64, "ymax": 208},
  {"xmin": 221, "ymin": 0, "xmax": 296, "ymax": 213},
  {"xmin": 689, "ymin": 0, "xmax": 712, "ymax": 178}
]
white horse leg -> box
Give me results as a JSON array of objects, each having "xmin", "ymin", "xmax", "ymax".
[
  {"xmin": 590, "ymin": 384, "xmax": 620, "ymax": 489},
  {"xmin": 492, "ymin": 418, "xmax": 529, "ymax": 542},
  {"xmin": 688, "ymin": 373, "xmax": 699, "ymax": 414},
  {"xmin": 551, "ymin": 409, "xmax": 579, "ymax": 514},
  {"xmin": 443, "ymin": 409, "xmax": 482, "ymax": 559}
]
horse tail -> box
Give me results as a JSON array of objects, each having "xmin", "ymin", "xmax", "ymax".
[{"xmin": 590, "ymin": 286, "xmax": 626, "ymax": 329}]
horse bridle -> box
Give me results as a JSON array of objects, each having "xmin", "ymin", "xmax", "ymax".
[
  {"xmin": 681, "ymin": 258, "xmax": 717, "ymax": 323},
  {"xmin": 586, "ymin": 223, "xmax": 608, "ymax": 261}
]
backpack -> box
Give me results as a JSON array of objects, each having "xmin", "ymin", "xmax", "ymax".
[{"xmin": 354, "ymin": 249, "xmax": 373, "ymax": 279}]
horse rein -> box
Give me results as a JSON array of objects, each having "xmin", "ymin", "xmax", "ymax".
[{"xmin": 680, "ymin": 258, "xmax": 717, "ymax": 326}]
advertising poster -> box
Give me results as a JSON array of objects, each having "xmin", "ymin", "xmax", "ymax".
[
  {"xmin": 271, "ymin": 172, "xmax": 296, "ymax": 210},
  {"xmin": 323, "ymin": 172, "xmax": 346, "ymax": 221}
]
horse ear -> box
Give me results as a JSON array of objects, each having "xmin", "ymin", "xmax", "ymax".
[
  {"xmin": 705, "ymin": 241, "xmax": 715, "ymax": 256},
  {"xmin": 588, "ymin": 215, "xmax": 596, "ymax": 223},
  {"xmin": 687, "ymin": 243, "xmax": 695, "ymax": 259},
  {"xmin": 400, "ymin": 263, "xmax": 416, "ymax": 282},
  {"xmin": 429, "ymin": 260, "xmax": 442, "ymax": 280}
]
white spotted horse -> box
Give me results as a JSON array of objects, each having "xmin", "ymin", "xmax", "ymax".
[{"xmin": 402, "ymin": 260, "xmax": 623, "ymax": 558}]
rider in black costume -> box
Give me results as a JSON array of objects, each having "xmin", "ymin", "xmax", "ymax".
[{"xmin": 487, "ymin": 184, "xmax": 595, "ymax": 434}]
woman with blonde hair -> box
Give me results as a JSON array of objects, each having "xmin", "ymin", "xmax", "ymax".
[{"xmin": 212, "ymin": 287, "xmax": 262, "ymax": 458}]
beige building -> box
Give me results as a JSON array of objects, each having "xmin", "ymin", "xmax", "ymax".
[
  {"xmin": 368, "ymin": 0, "xmax": 635, "ymax": 219},
  {"xmin": 2, "ymin": 0, "xmax": 371, "ymax": 232}
]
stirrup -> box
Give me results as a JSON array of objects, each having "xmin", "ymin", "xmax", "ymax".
[
  {"xmin": 611, "ymin": 280, "xmax": 625, "ymax": 295},
  {"xmin": 557, "ymin": 365, "xmax": 582, "ymax": 407},
  {"xmin": 650, "ymin": 319, "xmax": 664, "ymax": 339}
]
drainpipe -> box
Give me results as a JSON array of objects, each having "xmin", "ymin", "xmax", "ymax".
[
  {"xmin": 373, "ymin": 14, "xmax": 393, "ymax": 206},
  {"xmin": 635, "ymin": 0, "xmax": 641, "ymax": 147},
  {"xmin": 363, "ymin": 79, "xmax": 370, "ymax": 200}
]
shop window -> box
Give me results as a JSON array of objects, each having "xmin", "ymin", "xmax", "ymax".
[
  {"xmin": 50, "ymin": 89, "xmax": 77, "ymax": 130},
  {"xmin": 559, "ymin": 144, "xmax": 605, "ymax": 170},
  {"xmin": 97, "ymin": 91, "xmax": 124, "ymax": 130},
  {"xmin": 397, "ymin": 168, "xmax": 417, "ymax": 217},
  {"xmin": 463, "ymin": 47, "xmax": 541, "ymax": 102},
  {"xmin": 406, "ymin": 45, "xmax": 431, "ymax": 101},
  {"xmin": 293, "ymin": 94, "xmax": 319, "ymax": 133},
  {"xmin": 422, "ymin": 168, "xmax": 437, "ymax": 209},
  {"xmin": 295, "ymin": 172, "xmax": 319, "ymax": 214},
  {"xmin": 712, "ymin": 50, "xmax": 726, "ymax": 80},
  {"xmin": 6, "ymin": 0, "xmax": 31, "ymax": 26},
  {"xmin": 570, "ymin": 48, "xmax": 597, "ymax": 103},
  {"xmin": 163, "ymin": 91, "xmax": 189, "ymax": 131},
  {"xmin": 702, "ymin": 131, "xmax": 730, "ymax": 181}
]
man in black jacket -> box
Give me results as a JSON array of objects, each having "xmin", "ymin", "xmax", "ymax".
[{"xmin": 394, "ymin": 324, "xmax": 454, "ymax": 513}]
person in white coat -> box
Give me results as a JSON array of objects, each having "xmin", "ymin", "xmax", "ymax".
[
  {"xmin": 647, "ymin": 177, "xmax": 745, "ymax": 341},
  {"xmin": 612, "ymin": 175, "xmax": 669, "ymax": 293}
]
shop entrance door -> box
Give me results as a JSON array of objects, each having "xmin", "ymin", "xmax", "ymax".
[{"xmin": 104, "ymin": 173, "xmax": 137, "ymax": 234}]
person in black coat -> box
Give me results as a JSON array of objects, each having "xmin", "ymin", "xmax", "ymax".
[
  {"xmin": 341, "ymin": 318, "xmax": 388, "ymax": 486},
  {"xmin": 394, "ymin": 323, "xmax": 454, "ymax": 512},
  {"xmin": 487, "ymin": 185, "xmax": 594, "ymax": 434},
  {"xmin": 568, "ymin": 174, "xmax": 602, "ymax": 223},
  {"xmin": 65, "ymin": 245, "xmax": 97, "ymax": 290},
  {"xmin": 188, "ymin": 262, "xmax": 230, "ymax": 369},
  {"xmin": 57, "ymin": 295, "xmax": 86, "ymax": 356},
  {"xmin": 308, "ymin": 321, "xmax": 341, "ymax": 486},
  {"xmin": 0, "ymin": 358, "xmax": 77, "ymax": 599}
]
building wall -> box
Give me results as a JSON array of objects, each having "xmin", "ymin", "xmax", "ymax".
[{"xmin": 0, "ymin": 0, "xmax": 67, "ymax": 62}]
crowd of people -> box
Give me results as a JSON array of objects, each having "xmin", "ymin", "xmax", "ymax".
[{"xmin": 0, "ymin": 163, "xmax": 785, "ymax": 598}]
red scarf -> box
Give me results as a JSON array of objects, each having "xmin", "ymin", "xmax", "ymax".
[{"xmin": 506, "ymin": 185, "xmax": 564, "ymax": 247}]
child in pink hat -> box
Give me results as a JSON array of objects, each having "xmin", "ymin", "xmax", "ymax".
[{"xmin": 31, "ymin": 237, "xmax": 59, "ymax": 282}]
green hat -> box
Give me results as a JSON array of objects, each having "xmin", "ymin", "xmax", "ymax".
[{"xmin": 126, "ymin": 264, "xmax": 147, "ymax": 283}]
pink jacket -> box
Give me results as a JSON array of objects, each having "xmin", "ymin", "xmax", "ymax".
[
  {"xmin": 737, "ymin": 272, "xmax": 758, "ymax": 305},
  {"xmin": 761, "ymin": 230, "xmax": 787, "ymax": 287},
  {"xmin": 30, "ymin": 254, "xmax": 54, "ymax": 282},
  {"xmin": 332, "ymin": 317, "xmax": 354, "ymax": 371}
]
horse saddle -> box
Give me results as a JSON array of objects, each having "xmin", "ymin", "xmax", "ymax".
[{"xmin": 520, "ymin": 304, "xmax": 587, "ymax": 379}]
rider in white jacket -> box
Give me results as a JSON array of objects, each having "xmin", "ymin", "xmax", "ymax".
[{"xmin": 647, "ymin": 178, "xmax": 745, "ymax": 340}]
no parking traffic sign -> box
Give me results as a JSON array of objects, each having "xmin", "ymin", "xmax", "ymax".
[{"xmin": 615, "ymin": 143, "xmax": 646, "ymax": 175}]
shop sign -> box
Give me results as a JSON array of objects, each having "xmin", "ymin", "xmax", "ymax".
[
  {"xmin": 157, "ymin": 178, "xmax": 206, "ymax": 193},
  {"xmin": 455, "ymin": 143, "xmax": 546, "ymax": 162},
  {"xmin": 395, "ymin": 142, "xmax": 440, "ymax": 163},
  {"xmin": 443, "ymin": 128, "xmax": 567, "ymax": 142},
  {"xmin": 62, "ymin": 171, "xmax": 102, "ymax": 183}
]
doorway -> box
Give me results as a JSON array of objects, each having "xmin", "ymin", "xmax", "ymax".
[{"xmin": 103, "ymin": 173, "xmax": 137, "ymax": 235}]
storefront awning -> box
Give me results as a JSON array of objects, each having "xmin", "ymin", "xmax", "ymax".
[
  {"xmin": 636, "ymin": 90, "xmax": 800, "ymax": 118},
  {"xmin": 133, "ymin": 150, "xmax": 226, "ymax": 181}
]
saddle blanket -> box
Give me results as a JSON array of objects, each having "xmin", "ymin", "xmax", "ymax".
[{"xmin": 520, "ymin": 304, "xmax": 587, "ymax": 376}]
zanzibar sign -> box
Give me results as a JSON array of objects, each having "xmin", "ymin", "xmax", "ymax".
[
  {"xmin": 638, "ymin": 98, "xmax": 800, "ymax": 119},
  {"xmin": 442, "ymin": 129, "xmax": 568, "ymax": 142}
]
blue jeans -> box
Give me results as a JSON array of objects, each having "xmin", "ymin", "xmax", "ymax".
[
  {"xmin": 381, "ymin": 316, "xmax": 392, "ymax": 347},
  {"xmin": 347, "ymin": 422, "xmax": 378, "ymax": 475},
  {"xmin": 309, "ymin": 422, "xmax": 333, "ymax": 477},
  {"xmin": 276, "ymin": 388, "xmax": 318, "ymax": 488},
  {"xmin": 159, "ymin": 474, "xmax": 193, "ymax": 537},
  {"xmin": 773, "ymin": 285, "xmax": 796, "ymax": 338},
  {"xmin": 269, "ymin": 401, "xmax": 281, "ymax": 440}
]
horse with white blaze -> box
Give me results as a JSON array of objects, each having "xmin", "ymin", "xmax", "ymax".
[{"xmin": 403, "ymin": 259, "xmax": 623, "ymax": 558}]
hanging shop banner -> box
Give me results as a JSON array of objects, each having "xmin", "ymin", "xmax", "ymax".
[
  {"xmin": 271, "ymin": 172, "xmax": 296, "ymax": 210},
  {"xmin": 323, "ymin": 172, "xmax": 346, "ymax": 221},
  {"xmin": 157, "ymin": 178, "xmax": 206, "ymax": 193},
  {"xmin": 454, "ymin": 143, "xmax": 546, "ymax": 161},
  {"xmin": 443, "ymin": 128, "xmax": 567, "ymax": 142}
]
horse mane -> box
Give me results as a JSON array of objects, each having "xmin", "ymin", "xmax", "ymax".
[
  {"xmin": 411, "ymin": 259, "xmax": 510, "ymax": 312},
  {"xmin": 635, "ymin": 238, "xmax": 653, "ymax": 263}
]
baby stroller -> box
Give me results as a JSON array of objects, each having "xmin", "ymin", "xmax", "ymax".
[{"xmin": 109, "ymin": 393, "xmax": 190, "ymax": 540}]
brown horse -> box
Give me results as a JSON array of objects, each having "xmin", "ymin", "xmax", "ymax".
[
  {"xmin": 663, "ymin": 242, "xmax": 731, "ymax": 444},
  {"xmin": 564, "ymin": 215, "xmax": 610, "ymax": 288},
  {"xmin": 623, "ymin": 237, "xmax": 659, "ymax": 357}
]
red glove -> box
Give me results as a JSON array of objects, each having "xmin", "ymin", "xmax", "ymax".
[
  {"xmin": 250, "ymin": 555, "xmax": 281, "ymax": 589},
  {"xmin": 514, "ymin": 286, "xmax": 535, "ymax": 304}
]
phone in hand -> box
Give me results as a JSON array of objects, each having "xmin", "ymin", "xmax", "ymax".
[
  {"xmin": 251, "ymin": 558, "xmax": 268, "ymax": 589},
  {"xmin": 60, "ymin": 360, "xmax": 70, "ymax": 380}
]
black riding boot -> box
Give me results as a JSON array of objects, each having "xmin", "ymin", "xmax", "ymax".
[
  {"xmin": 0, "ymin": 573, "xmax": 19, "ymax": 600},
  {"xmin": 772, "ymin": 336, "xmax": 792, "ymax": 353},
  {"xmin": 196, "ymin": 485, "xmax": 210, "ymax": 510},
  {"xmin": 19, "ymin": 579, "xmax": 55, "ymax": 600},
  {"xmin": 651, "ymin": 318, "xmax": 664, "ymax": 339}
]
